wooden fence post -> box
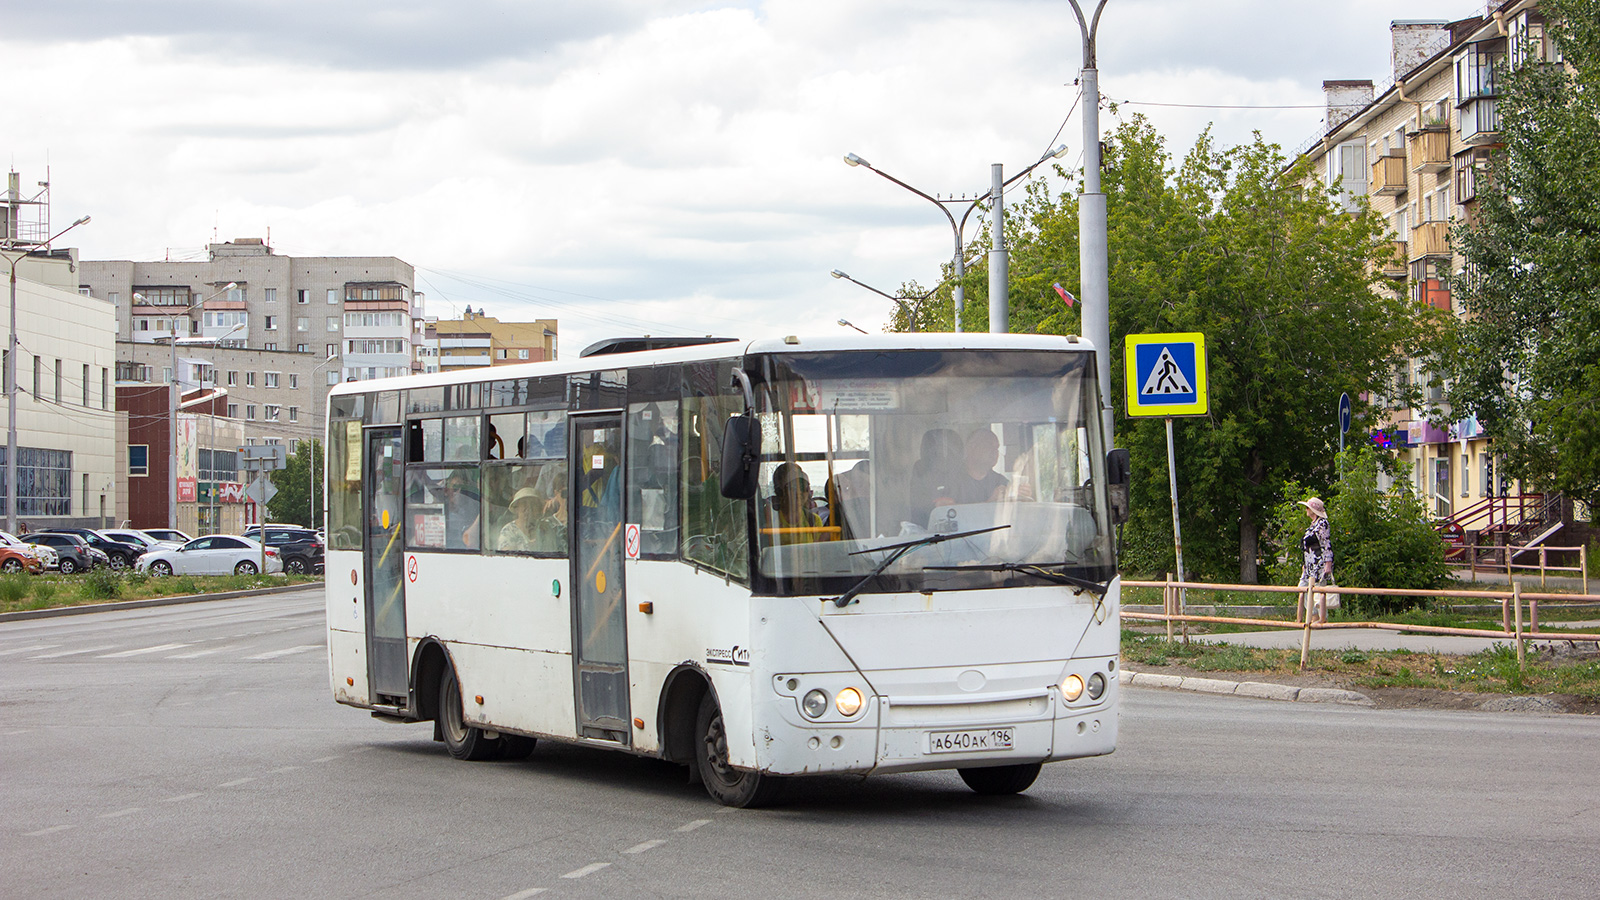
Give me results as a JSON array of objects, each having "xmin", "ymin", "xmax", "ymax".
[
  {"xmin": 1299, "ymin": 585, "xmax": 1314, "ymax": 673},
  {"xmin": 1164, "ymin": 572, "xmax": 1174, "ymax": 642},
  {"xmin": 1513, "ymin": 581, "xmax": 1525, "ymax": 667},
  {"xmin": 1583, "ymin": 544, "xmax": 1589, "ymax": 595},
  {"xmin": 1540, "ymin": 546, "xmax": 1547, "ymax": 588}
]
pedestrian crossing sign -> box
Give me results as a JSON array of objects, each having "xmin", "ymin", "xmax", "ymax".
[{"xmin": 1125, "ymin": 332, "xmax": 1208, "ymax": 417}]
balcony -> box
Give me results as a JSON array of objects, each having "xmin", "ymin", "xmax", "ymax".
[
  {"xmin": 1383, "ymin": 241, "xmax": 1409, "ymax": 278},
  {"xmin": 1408, "ymin": 128, "xmax": 1451, "ymax": 174},
  {"xmin": 1459, "ymin": 97, "xmax": 1500, "ymax": 146},
  {"xmin": 1371, "ymin": 155, "xmax": 1408, "ymax": 196},
  {"xmin": 1410, "ymin": 221, "xmax": 1451, "ymax": 259}
]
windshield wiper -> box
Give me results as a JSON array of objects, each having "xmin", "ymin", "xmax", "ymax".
[
  {"xmin": 828, "ymin": 525, "xmax": 1011, "ymax": 608},
  {"xmin": 924, "ymin": 561, "xmax": 1111, "ymax": 598}
]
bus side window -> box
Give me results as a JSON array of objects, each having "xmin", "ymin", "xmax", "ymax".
[
  {"xmin": 681, "ymin": 364, "xmax": 748, "ymax": 580},
  {"xmin": 628, "ymin": 400, "xmax": 680, "ymax": 557},
  {"xmin": 482, "ymin": 459, "xmax": 568, "ymax": 557}
]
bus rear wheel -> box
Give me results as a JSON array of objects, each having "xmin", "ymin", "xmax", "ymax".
[
  {"xmin": 438, "ymin": 666, "xmax": 502, "ymax": 761},
  {"xmin": 958, "ymin": 762, "xmax": 1043, "ymax": 796},
  {"xmin": 695, "ymin": 693, "xmax": 780, "ymax": 808}
]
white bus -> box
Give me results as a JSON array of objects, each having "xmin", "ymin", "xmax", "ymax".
[{"xmin": 325, "ymin": 333, "xmax": 1128, "ymax": 806}]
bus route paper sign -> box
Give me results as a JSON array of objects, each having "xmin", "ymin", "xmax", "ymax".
[{"xmin": 1124, "ymin": 332, "xmax": 1208, "ymax": 417}]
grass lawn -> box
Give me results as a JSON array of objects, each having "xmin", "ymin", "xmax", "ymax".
[
  {"xmin": 0, "ymin": 570, "xmax": 323, "ymax": 615},
  {"xmin": 1122, "ymin": 629, "xmax": 1600, "ymax": 698}
]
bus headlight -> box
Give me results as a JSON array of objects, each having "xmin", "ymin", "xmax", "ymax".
[
  {"xmin": 1087, "ymin": 672, "xmax": 1106, "ymax": 700},
  {"xmin": 1060, "ymin": 674, "xmax": 1085, "ymax": 702},
  {"xmin": 802, "ymin": 689, "xmax": 829, "ymax": 718},
  {"xmin": 835, "ymin": 687, "xmax": 863, "ymax": 717}
]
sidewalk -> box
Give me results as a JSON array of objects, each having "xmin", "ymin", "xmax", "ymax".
[{"xmin": 0, "ymin": 581, "xmax": 318, "ymax": 623}]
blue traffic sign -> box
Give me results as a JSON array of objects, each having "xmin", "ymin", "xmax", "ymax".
[
  {"xmin": 1125, "ymin": 332, "xmax": 1208, "ymax": 417},
  {"xmin": 1338, "ymin": 392, "xmax": 1352, "ymax": 435}
]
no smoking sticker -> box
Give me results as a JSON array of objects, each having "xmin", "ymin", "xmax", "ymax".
[
  {"xmin": 624, "ymin": 524, "xmax": 640, "ymax": 560},
  {"xmin": 407, "ymin": 555, "xmax": 419, "ymax": 583}
]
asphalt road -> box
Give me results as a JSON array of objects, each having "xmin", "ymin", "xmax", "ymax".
[{"xmin": 3, "ymin": 589, "xmax": 1598, "ymax": 899}]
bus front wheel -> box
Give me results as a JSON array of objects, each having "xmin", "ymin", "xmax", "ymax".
[
  {"xmin": 695, "ymin": 694, "xmax": 780, "ymax": 808},
  {"xmin": 439, "ymin": 666, "xmax": 502, "ymax": 761},
  {"xmin": 958, "ymin": 762, "xmax": 1043, "ymax": 795}
]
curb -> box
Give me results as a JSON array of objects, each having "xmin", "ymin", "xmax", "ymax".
[
  {"xmin": 1119, "ymin": 668, "xmax": 1374, "ymax": 707},
  {"xmin": 0, "ymin": 581, "xmax": 321, "ymax": 623}
]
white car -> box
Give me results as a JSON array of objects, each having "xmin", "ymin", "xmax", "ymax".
[
  {"xmin": 0, "ymin": 531, "xmax": 53, "ymax": 569},
  {"xmin": 141, "ymin": 528, "xmax": 193, "ymax": 545},
  {"xmin": 136, "ymin": 535, "xmax": 283, "ymax": 576},
  {"xmin": 102, "ymin": 529, "xmax": 182, "ymax": 552}
]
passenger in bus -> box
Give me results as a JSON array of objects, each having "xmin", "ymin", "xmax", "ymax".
[
  {"xmin": 767, "ymin": 462, "xmax": 823, "ymax": 544},
  {"xmin": 486, "ymin": 423, "xmax": 506, "ymax": 460},
  {"xmin": 439, "ymin": 470, "xmax": 480, "ymax": 550},
  {"xmin": 907, "ymin": 428, "xmax": 964, "ymax": 526},
  {"xmin": 499, "ymin": 487, "xmax": 560, "ymax": 552},
  {"xmin": 825, "ymin": 460, "xmax": 872, "ymax": 541}
]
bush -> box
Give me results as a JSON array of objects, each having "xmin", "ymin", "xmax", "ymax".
[
  {"xmin": 0, "ymin": 574, "xmax": 27, "ymax": 604},
  {"xmin": 82, "ymin": 568, "xmax": 123, "ymax": 600},
  {"xmin": 1267, "ymin": 447, "xmax": 1448, "ymax": 615},
  {"xmin": 30, "ymin": 579, "xmax": 58, "ymax": 604}
]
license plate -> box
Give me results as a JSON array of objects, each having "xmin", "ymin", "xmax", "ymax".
[{"xmin": 927, "ymin": 728, "xmax": 1014, "ymax": 754}]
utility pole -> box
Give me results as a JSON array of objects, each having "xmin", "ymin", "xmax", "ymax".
[
  {"xmin": 988, "ymin": 164, "xmax": 1009, "ymax": 333},
  {"xmin": 1069, "ymin": 0, "xmax": 1114, "ymax": 445}
]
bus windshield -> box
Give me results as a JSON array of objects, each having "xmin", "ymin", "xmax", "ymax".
[{"xmin": 751, "ymin": 348, "xmax": 1114, "ymax": 596}]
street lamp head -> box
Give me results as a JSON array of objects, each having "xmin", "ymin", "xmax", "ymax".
[
  {"xmin": 1050, "ymin": 144, "xmax": 1070, "ymax": 159},
  {"xmin": 72, "ymin": 216, "xmax": 91, "ymax": 227},
  {"xmin": 830, "ymin": 269, "xmax": 848, "ymax": 279},
  {"xmin": 843, "ymin": 153, "xmax": 869, "ymax": 168},
  {"xmin": 224, "ymin": 282, "xmax": 238, "ymax": 290}
]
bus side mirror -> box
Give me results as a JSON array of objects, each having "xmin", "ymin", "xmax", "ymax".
[
  {"xmin": 1106, "ymin": 448, "xmax": 1131, "ymax": 525},
  {"xmin": 719, "ymin": 414, "xmax": 761, "ymax": 500}
]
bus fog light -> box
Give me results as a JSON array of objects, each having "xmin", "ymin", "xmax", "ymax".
[
  {"xmin": 1060, "ymin": 674, "xmax": 1085, "ymax": 702},
  {"xmin": 1087, "ymin": 673, "xmax": 1106, "ymax": 700},
  {"xmin": 802, "ymin": 689, "xmax": 829, "ymax": 718},
  {"xmin": 835, "ymin": 687, "xmax": 863, "ymax": 716}
]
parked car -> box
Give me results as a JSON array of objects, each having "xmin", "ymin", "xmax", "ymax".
[
  {"xmin": 0, "ymin": 540, "xmax": 44, "ymax": 574},
  {"xmin": 242, "ymin": 525, "xmax": 322, "ymax": 575},
  {"xmin": 141, "ymin": 528, "xmax": 193, "ymax": 545},
  {"xmin": 0, "ymin": 531, "xmax": 53, "ymax": 571},
  {"xmin": 101, "ymin": 529, "xmax": 183, "ymax": 552},
  {"xmin": 135, "ymin": 535, "xmax": 282, "ymax": 576},
  {"xmin": 23, "ymin": 533, "xmax": 104, "ymax": 574},
  {"xmin": 36, "ymin": 528, "xmax": 145, "ymax": 570}
]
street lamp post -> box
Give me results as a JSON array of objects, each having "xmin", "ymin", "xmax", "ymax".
[
  {"xmin": 156, "ymin": 281, "xmax": 236, "ymax": 529},
  {"xmin": 309, "ymin": 352, "xmax": 338, "ymax": 529},
  {"xmin": 829, "ymin": 269, "xmax": 935, "ymax": 331},
  {"xmin": 1068, "ymin": 0, "xmax": 1113, "ymax": 445},
  {"xmin": 843, "ymin": 145, "xmax": 1067, "ymax": 333},
  {"xmin": 3, "ymin": 214, "xmax": 90, "ymax": 535}
]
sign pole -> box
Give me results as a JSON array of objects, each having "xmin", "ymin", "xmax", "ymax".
[{"xmin": 1165, "ymin": 416, "xmax": 1186, "ymax": 608}]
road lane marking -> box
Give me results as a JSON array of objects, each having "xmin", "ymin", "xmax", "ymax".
[
  {"xmin": 3, "ymin": 729, "xmax": 32, "ymax": 736},
  {"xmin": 30, "ymin": 645, "xmax": 116, "ymax": 659},
  {"xmin": 498, "ymin": 890, "xmax": 547, "ymax": 899},
  {"xmin": 675, "ymin": 819, "xmax": 711, "ymax": 832},
  {"xmin": 0, "ymin": 644, "xmax": 56, "ymax": 656},
  {"xmin": 26, "ymin": 825, "xmax": 73, "ymax": 836},
  {"xmin": 163, "ymin": 793, "xmax": 203, "ymax": 802},
  {"xmin": 311, "ymin": 756, "xmax": 341, "ymax": 763},
  {"xmin": 245, "ymin": 644, "xmax": 320, "ymax": 660},
  {"xmin": 349, "ymin": 747, "xmax": 373, "ymax": 754},
  {"xmin": 561, "ymin": 863, "xmax": 610, "ymax": 879},
  {"xmin": 715, "ymin": 806, "xmax": 740, "ymax": 814},
  {"xmin": 98, "ymin": 643, "xmax": 190, "ymax": 658},
  {"xmin": 99, "ymin": 807, "xmax": 142, "ymax": 819},
  {"xmin": 166, "ymin": 646, "xmax": 242, "ymax": 659},
  {"xmin": 622, "ymin": 839, "xmax": 666, "ymax": 854},
  {"xmin": 217, "ymin": 777, "xmax": 256, "ymax": 788},
  {"xmin": 270, "ymin": 766, "xmax": 301, "ymax": 774}
]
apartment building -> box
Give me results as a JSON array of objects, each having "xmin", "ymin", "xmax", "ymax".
[
  {"xmin": 118, "ymin": 385, "xmax": 247, "ymax": 534},
  {"xmin": 1296, "ymin": 0, "xmax": 1554, "ymax": 521},
  {"xmin": 414, "ymin": 310, "xmax": 558, "ymax": 374},
  {"xmin": 81, "ymin": 238, "xmax": 425, "ymax": 448}
]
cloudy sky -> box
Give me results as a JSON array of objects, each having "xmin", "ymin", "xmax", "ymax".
[{"xmin": 7, "ymin": 0, "xmax": 1476, "ymax": 356}]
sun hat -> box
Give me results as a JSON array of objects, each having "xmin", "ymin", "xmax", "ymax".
[
  {"xmin": 510, "ymin": 487, "xmax": 541, "ymax": 508},
  {"xmin": 1299, "ymin": 497, "xmax": 1327, "ymax": 518}
]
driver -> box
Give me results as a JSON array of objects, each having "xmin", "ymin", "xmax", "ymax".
[
  {"xmin": 767, "ymin": 462, "xmax": 823, "ymax": 544},
  {"xmin": 949, "ymin": 427, "xmax": 1009, "ymax": 504}
]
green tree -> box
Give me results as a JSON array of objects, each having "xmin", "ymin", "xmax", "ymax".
[
  {"xmin": 893, "ymin": 117, "xmax": 1443, "ymax": 581},
  {"xmin": 1266, "ymin": 447, "xmax": 1447, "ymax": 615},
  {"xmin": 1445, "ymin": 0, "xmax": 1600, "ymax": 510},
  {"xmin": 266, "ymin": 440, "xmax": 323, "ymax": 528}
]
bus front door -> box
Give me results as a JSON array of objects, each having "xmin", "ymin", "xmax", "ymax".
[
  {"xmin": 570, "ymin": 414, "xmax": 630, "ymax": 744},
  {"xmin": 364, "ymin": 427, "xmax": 408, "ymax": 705}
]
